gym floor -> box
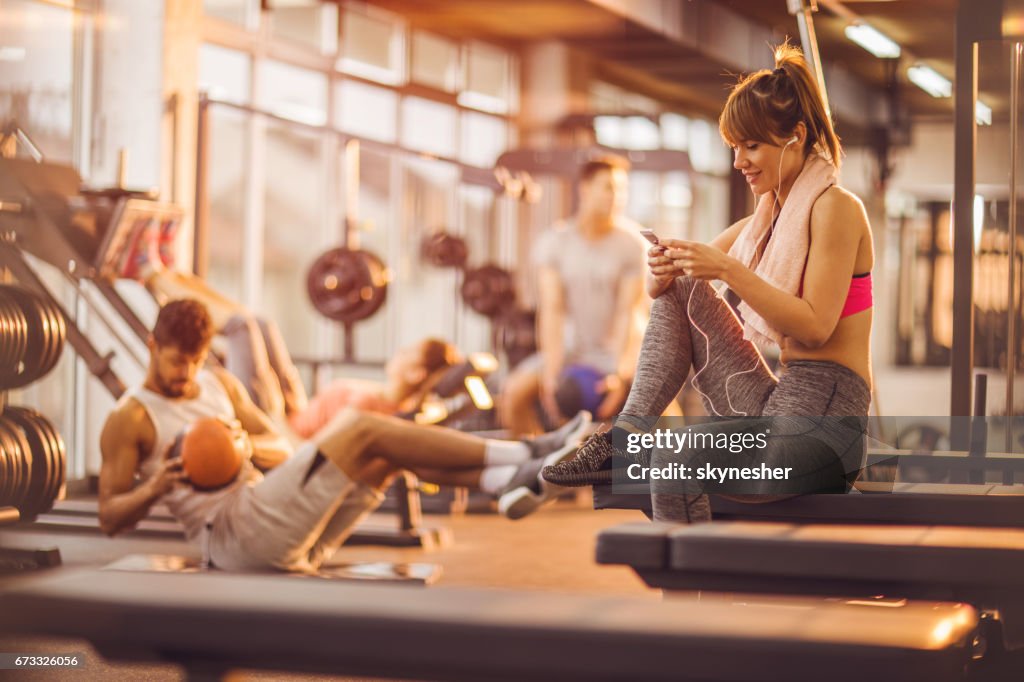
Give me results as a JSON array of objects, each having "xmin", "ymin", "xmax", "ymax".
[{"xmin": 0, "ymin": 495, "xmax": 653, "ymax": 680}]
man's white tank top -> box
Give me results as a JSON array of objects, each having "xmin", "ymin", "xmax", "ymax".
[{"xmin": 126, "ymin": 370, "xmax": 261, "ymax": 541}]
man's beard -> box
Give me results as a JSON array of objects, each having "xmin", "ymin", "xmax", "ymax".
[{"xmin": 157, "ymin": 375, "xmax": 188, "ymax": 397}]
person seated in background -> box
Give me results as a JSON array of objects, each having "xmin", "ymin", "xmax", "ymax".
[
  {"xmin": 103, "ymin": 211, "xmax": 308, "ymax": 422},
  {"xmin": 103, "ymin": 217, "xmax": 486, "ymax": 437},
  {"xmin": 288, "ymin": 338, "xmax": 459, "ymax": 439},
  {"xmin": 499, "ymin": 155, "xmax": 649, "ymax": 437},
  {"xmin": 99, "ymin": 299, "xmax": 591, "ymax": 572}
]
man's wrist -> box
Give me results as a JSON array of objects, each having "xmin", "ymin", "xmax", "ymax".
[
  {"xmin": 140, "ymin": 478, "xmax": 159, "ymax": 502},
  {"xmin": 142, "ymin": 475, "xmax": 168, "ymax": 503}
]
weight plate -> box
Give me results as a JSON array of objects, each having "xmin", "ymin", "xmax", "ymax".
[
  {"xmin": 461, "ymin": 264, "xmax": 516, "ymax": 318},
  {"xmin": 307, "ymin": 248, "xmax": 389, "ymax": 323},
  {"xmin": 4, "ymin": 408, "xmax": 51, "ymax": 517},
  {"xmin": 0, "ymin": 295, "xmax": 29, "ymax": 387},
  {"xmin": 0, "ymin": 414, "xmax": 32, "ymax": 512},
  {"xmin": 15, "ymin": 407, "xmax": 65, "ymax": 508}
]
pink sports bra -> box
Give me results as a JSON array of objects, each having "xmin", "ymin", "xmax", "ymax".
[{"xmin": 840, "ymin": 272, "xmax": 873, "ymax": 318}]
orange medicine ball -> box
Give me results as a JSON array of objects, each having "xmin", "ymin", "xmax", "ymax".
[{"xmin": 180, "ymin": 417, "xmax": 244, "ymax": 489}]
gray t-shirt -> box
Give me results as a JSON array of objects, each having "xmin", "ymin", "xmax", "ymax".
[{"xmin": 532, "ymin": 219, "xmax": 648, "ymax": 374}]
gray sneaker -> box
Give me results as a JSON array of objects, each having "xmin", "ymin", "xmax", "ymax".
[
  {"xmin": 497, "ymin": 443, "xmax": 579, "ymax": 520},
  {"xmin": 542, "ymin": 428, "xmax": 651, "ymax": 487},
  {"xmin": 524, "ymin": 410, "xmax": 591, "ymax": 459}
]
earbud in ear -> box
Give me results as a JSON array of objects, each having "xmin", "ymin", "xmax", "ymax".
[{"xmin": 787, "ymin": 136, "xmax": 798, "ymax": 145}]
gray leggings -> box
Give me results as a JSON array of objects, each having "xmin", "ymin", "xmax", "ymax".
[{"xmin": 617, "ymin": 277, "xmax": 872, "ymax": 522}]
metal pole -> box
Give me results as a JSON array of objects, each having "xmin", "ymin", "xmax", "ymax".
[
  {"xmin": 194, "ymin": 95, "xmax": 209, "ymax": 279},
  {"xmin": 951, "ymin": 3, "xmax": 978, "ymax": 445},
  {"xmin": 787, "ymin": 0, "xmax": 831, "ymax": 115},
  {"xmin": 1009, "ymin": 42, "xmax": 1021, "ymax": 451},
  {"xmin": 951, "ymin": 0, "xmax": 1002, "ymax": 449}
]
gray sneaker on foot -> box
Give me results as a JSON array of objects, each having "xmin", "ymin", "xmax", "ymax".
[
  {"xmin": 497, "ymin": 444, "xmax": 579, "ymax": 520},
  {"xmin": 524, "ymin": 410, "xmax": 591, "ymax": 459}
]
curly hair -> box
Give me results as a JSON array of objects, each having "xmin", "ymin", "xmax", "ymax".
[{"xmin": 152, "ymin": 299, "xmax": 214, "ymax": 355}]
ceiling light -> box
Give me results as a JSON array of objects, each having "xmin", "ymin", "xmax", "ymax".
[
  {"xmin": 907, "ymin": 65, "xmax": 952, "ymax": 98},
  {"xmin": 845, "ymin": 23, "xmax": 901, "ymax": 59},
  {"xmin": 975, "ymin": 100, "xmax": 992, "ymax": 126}
]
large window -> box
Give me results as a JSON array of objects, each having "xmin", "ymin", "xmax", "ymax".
[
  {"xmin": 262, "ymin": 122, "xmax": 330, "ymax": 360},
  {"xmin": 460, "ymin": 111, "xmax": 508, "ymax": 167},
  {"xmin": 269, "ymin": 2, "xmax": 337, "ymax": 54},
  {"xmin": 411, "ymin": 30, "xmax": 459, "ymax": 92},
  {"xmin": 460, "ymin": 42, "xmax": 516, "ymax": 114},
  {"xmin": 0, "ymin": 0, "xmax": 92, "ymax": 477},
  {"xmin": 203, "ymin": 0, "xmax": 258, "ymax": 30},
  {"xmin": 199, "ymin": 44, "xmax": 251, "ymax": 303},
  {"xmin": 337, "ymin": 5, "xmax": 405, "ymax": 85},
  {"xmin": 335, "ymin": 80, "xmax": 397, "ymax": 143},
  {"xmin": 199, "ymin": 43, "xmax": 250, "ymax": 104},
  {"xmin": 401, "ymin": 96, "xmax": 457, "ymax": 157},
  {"xmin": 0, "ymin": 0, "xmax": 78, "ymax": 163},
  {"xmin": 199, "ymin": 1, "xmax": 521, "ymax": 371},
  {"xmin": 258, "ymin": 60, "xmax": 328, "ymax": 126}
]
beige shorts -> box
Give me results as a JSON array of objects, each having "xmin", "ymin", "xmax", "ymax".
[{"xmin": 208, "ymin": 441, "xmax": 384, "ymax": 572}]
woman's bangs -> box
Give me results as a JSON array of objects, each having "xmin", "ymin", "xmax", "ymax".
[{"xmin": 720, "ymin": 85, "xmax": 776, "ymax": 146}]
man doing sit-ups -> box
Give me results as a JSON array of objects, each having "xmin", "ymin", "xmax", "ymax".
[{"xmin": 99, "ymin": 299, "xmax": 588, "ymax": 572}]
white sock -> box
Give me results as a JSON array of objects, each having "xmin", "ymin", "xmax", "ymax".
[
  {"xmin": 479, "ymin": 465, "xmax": 518, "ymax": 495},
  {"xmin": 484, "ymin": 439, "xmax": 530, "ymax": 466}
]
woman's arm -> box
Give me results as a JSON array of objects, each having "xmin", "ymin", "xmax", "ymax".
[
  {"xmin": 646, "ymin": 216, "xmax": 752, "ymax": 299},
  {"xmin": 670, "ymin": 189, "xmax": 867, "ymax": 347}
]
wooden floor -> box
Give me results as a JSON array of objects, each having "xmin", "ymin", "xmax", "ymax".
[{"xmin": 0, "ymin": 493, "xmax": 654, "ymax": 680}]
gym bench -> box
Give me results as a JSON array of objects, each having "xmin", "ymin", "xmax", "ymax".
[
  {"xmin": 597, "ymin": 521, "xmax": 1024, "ymax": 653},
  {"xmin": 0, "ymin": 568, "xmax": 980, "ymax": 681},
  {"xmin": 594, "ymin": 481, "xmax": 1024, "ymax": 528}
]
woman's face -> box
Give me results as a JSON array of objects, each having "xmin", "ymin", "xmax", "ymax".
[{"xmin": 731, "ymin": 136, "xmax": 804, "ymax": 197}]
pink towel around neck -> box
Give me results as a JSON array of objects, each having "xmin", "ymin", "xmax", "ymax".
[{"xmin": 726, "ymin": 153, "xmax": 837, "ymax": 347}]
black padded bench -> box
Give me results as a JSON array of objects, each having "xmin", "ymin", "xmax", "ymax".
[
  {"xmin": 0, "ymin": 568, "xmax": 980, "ymax": 681},
  {"xmin": 593, "ymin": 482, "xmax": 1024, "ymax": 528},
  {"xmin": 597, "ymin": 521, "xmax": 1024, "ymax": 651}
]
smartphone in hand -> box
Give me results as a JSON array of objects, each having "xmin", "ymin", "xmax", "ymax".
[{"xmin": 640, "ymin": 229, "xmax": 660, "ymax": 245}]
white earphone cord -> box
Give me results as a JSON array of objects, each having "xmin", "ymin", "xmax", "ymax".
[{"xmin": 687, "ymin": 135, "xmax": 794, "ymax": 416}]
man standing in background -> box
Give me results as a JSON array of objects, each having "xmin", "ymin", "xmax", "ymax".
[{"xmin": 501, "ymin": 155, "xmax": 649, "ymax": 436}]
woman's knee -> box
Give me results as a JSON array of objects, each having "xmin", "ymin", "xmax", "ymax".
[{"xmin": 652, "ymin": 276, "xmax": 704, "ymax": 314}]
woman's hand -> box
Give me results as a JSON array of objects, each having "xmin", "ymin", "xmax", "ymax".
[
  {"xmin": 663, "ymin": 241, "xmax": 737, "ymax": 281},
  {"xmin": 646, "ymin": 241, "xmax": 683, "ymax": 298},
  {"xmin": 648, "ymin": 242, "xmax": 679, "ymax": 278}
]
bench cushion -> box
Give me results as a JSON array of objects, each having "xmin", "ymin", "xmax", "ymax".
[
  {"xmin": 594, "ymin": 522, "xmax": 674, "ymax": 568},
  {"xmin": 668, "ymin": 522, "xmax": 1024, "ymax": 587},
  {"xmin": 0, "ymin": 569, "xmax": 977, "ymax": 682},
  {"xmin": 594, "ymin": 483, "xmax": 1024, "ymax": 528}
]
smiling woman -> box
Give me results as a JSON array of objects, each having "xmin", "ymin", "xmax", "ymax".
[{"xmin": 543, "ymin": 42, "xmax": 876, "ymax": 523}]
